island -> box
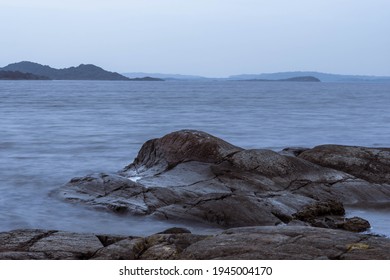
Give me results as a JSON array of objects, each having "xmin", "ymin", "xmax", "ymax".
[
  {"xmin": 0, "ymin": 61, "xmax": 164, "ymax": 81},
  {"xmin": 130, "ymin": 76, "xmax": 164, "ymax": 81},
  {"xmin": 243, "ymin": 76, "xmax": 321, "ymax": 82},
  {"xmin": 0, "ymin": 70, "xmax": 50, "ymax": 80}
]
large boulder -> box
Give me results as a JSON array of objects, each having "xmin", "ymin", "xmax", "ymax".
[
  {"xmin": 56, "ymin": 130, "xmax": 390, "ymax": 230},
  {"xmin": 123, "ymin": 130, "xmax": 243, "ymax": 176}
]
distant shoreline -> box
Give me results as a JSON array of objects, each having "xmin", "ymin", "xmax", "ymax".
[
  {"xmin": 0, "ymin": 61, "xmax": 164, "ymax": 81},
  {"xmin": 1, "ymin": 61, "xmax": 390, "ymax": 82}
]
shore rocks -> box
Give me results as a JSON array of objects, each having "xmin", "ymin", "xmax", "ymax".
[
  {"xmin": 10, "ymin": 129, "xmax": 385, "ymax": 260},
  {"xmin": 55, "ymin": 130, "xmax": 390, "ymax": 230},
  {"xmin": 299, "ymin": 145, "xmax": 390, "ymax": 184},
  {"xmin": 1, "ymin": 226, "xmax": 390, "ymax": 260},
  {"xmin": 339, "ymin": 217, "xmax": 371, "ymax": 232},
  {"xmin": 0, "ymin": 229, "xmax": 102, "ymax": 260},
  {"xmin": 180, "ymin": 226, "xmax": 390, "ymax": 260}
]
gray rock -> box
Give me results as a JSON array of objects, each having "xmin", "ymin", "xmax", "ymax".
[
  {"xmin": 139, "ymin": 233, "xmax": 206, "ymax": 260},
  {"xmin": 279, "ymin": 147, "xmax": 310, "ymax": 157},
  {"xmin": 299, "ymin": 145, "xmax": 390, "ymax": 184},
  {"xmin": 5, "ymin": 130, "xmax": 390, "ymax": 260},
  {"xmin": 56, "ymin": 130, "xmax": 390, "ymax": 230},
  {"xmin": 157, "ymin": 227, "xmax": 192, "ymax": 234},
  {"xmin": 91, "ymin": 238, "xmax": 144, "ymax": 260},
  {"xmin": 3, "ymin": 226, "xmax": 389, "ymax": 259},
  {"xmin": 123, "ymin": 129, "xmax": 243, "ymax": 176},
  {"xmin": 56, "ymin": 172, "xmax": 149, "ymax": 215},
  {"xmin": 0, "ymin": 229, "xmax": 103, "ymax": 260},
  {"xmin": 180, "ymin": 226, "xmax": 390, "ymax": 260}
]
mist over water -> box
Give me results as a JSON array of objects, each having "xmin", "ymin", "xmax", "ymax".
[{"xmin": 1, "ymin": 80, "xmax": 390, "ymax": 236}]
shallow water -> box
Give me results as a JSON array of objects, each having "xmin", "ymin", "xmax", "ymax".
[
  {"xmin": 346, "ymin": 207, "xmax": 390, "ymax": 237},
  {"xmin": 1, "ymin": 80, "xmax": 390, "ymax": 236}
]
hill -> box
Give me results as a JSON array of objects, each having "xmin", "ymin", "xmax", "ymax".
[
  {"xmin": 244, "ymin": 76, "xmax": 320, "ymax": 82},
  {"xmin": 229, "ymin": 71, "xmax": 390, "ymax": 82},
  {"xmin": 122, "ymin": 72, "xmax": 207, "ymax": 80},
  {"xmin": 130, "ymin": 76, "xmax": 164, "ymax": 81},
  {"xmin": 1, "ymin": 62, "xmax": 130, "ymax": 81},
  {"xmin": 0, "ymin": 70, "xmax": 50, "ymax": 80}
]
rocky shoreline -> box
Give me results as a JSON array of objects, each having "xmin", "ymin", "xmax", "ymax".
[{"xmin": 1, "ymin": 130, "xmax": 390, "ymax": 259}]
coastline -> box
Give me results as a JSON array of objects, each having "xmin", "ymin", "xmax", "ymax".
[{"xmin": 1, "ymin": 130, "xmax": 390, "ymax": 259}]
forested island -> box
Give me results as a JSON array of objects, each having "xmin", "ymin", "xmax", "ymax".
[
  {"xmin": 0, "ymin": 61, "xmax": 163, "ymax": 81},
  {"xmin": 0, "ymin": 70, "xmax": 50, "ymax": 80},
  {"xmin": 243, "ymin": 76, "xmax": 321, "ymax": 82}
]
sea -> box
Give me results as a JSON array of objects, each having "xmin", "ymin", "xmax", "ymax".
[{"xmin": 1, "ymin": 80, "xmax": 390, "ymax": 237}]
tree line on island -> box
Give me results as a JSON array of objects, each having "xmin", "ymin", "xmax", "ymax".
[
  {"xmin": 0, "ymin": 61, "xmax": 163, "ymax": 81},
  {"xmin": 0, "ymin": 62, "xmax": 320, "ymax": 82},
  {"xmin": 2, "ymin": 61, "xmax": 390, "ymax": 82}
]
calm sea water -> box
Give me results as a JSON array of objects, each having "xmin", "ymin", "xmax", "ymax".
[{"xmin": 1, "ymin": 80, "xmax": 390, "ymax": 236}]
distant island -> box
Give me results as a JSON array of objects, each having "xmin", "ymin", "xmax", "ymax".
[
  {"xmin": 243, "ymin": 76, "xmax": 320, "ymax": 82},
  {"xmin": 2, "ymin": 61, "xmax": 389, "ymax": 82},
  {"xmin": 130, "ymin": 76, "xmax": 164, "ymax": 81},
  {"xmin": 122, "ymin": 72, "xmax": 207, "ymax": 81},
  {"xmin": 123, "ymin": 71, "xmax": 390, "ymax": 82},
  {"xmin": 229, "ymin": 71, "xmax": 390, "ymax": 83},
  {"xmin": 0, "ymin": 70, "xmax": 50, "ymax": 80},
  {"xmin": 0, "ymin": 61, "xmax": 164, "ymax": 81}
]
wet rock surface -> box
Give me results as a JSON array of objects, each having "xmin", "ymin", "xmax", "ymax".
[
  {"xmin": 1, "ymin": 227, "xmax": 390, "ymax": 260},
  {"xmin": 180, "ymin": 226, "xmax": 390, "ymax": 260},
  {"xmin": 299, "ymin": 145, "xmax": 390, "ymax": 184},
  {"xmin": 55, "ymin": 130, "xmax": 390, "ymax": 229},
  {"xmin": 4, "ymin": 130, "xmax": 390, "ymax": 259}
]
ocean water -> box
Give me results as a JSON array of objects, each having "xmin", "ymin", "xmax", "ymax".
[{"xmin": 1, "ymin": 80, "xmax": 390, "ymax": 236}]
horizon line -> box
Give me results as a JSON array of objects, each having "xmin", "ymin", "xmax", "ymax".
[{"xmin": 2, "ymin": 60, "xmax": 390, "ymax": 79}]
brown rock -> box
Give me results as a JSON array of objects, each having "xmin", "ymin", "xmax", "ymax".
[
  {"xmin": 124, "ymin": 129, "xmax": 243, "ymax": 174},
  {"xmin": 338, "ymin": 217, "xmax": 371, "ymax": 232}
]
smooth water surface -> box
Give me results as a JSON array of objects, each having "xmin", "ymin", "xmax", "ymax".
[
  {"xmin": 346, "ymin": 206, "xmax": 390, "ymax": 237},
  {"xmin": 1, "ymin": 80, "xmax": 390, "ymax": 236}
]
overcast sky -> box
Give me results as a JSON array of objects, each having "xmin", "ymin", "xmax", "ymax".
[{"xmin": 0, "ymin": 0, "xmax": 389, "ymax": 77}]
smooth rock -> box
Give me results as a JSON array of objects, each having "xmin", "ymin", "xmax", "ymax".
[
  {"xmin": 123, "ymin": 129, "xmax": 243, "ymax": 176},
  {"xmin": 299, "ymin": 145, "xmax": 390, "ymax": 184},
  {"xmin": 56, "ymin": 130, "xmax": 390, "ymax": 229}
]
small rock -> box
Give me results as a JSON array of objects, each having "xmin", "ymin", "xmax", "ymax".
[
  {"xmin": 280, "ymin": 147, "xmax": 310, "ymax": 157},
  {"xmin": 293, "ymin": 200, "xmax": 345, "ymax": 221},
  {"xmin": 157, "ymin": 227, "xmax": 192, "ymax": 234},
  {"xmin": 338, "ymin": 217, "xmax": 371, "ymax": 232}
]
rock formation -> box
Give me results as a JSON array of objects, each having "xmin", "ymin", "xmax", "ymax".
[
  {"xmin": 0, "ymin": 61, "xmax": 164, "ymax": 81},
  {"xmin": 56, "ymin": 130, "xmax": 390, "ymax": 230},
  {"xmin": 1, "ymin": 227, "xmax": 390, "ymax": 260},
  {"xmin": 2, "ymin": 130, "xmax": 390, "ymax": 259}
]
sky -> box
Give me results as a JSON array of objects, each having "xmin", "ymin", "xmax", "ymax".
[{"xmin": 0, "ymin": 0, "xmax": 389, "ymax": 77}]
